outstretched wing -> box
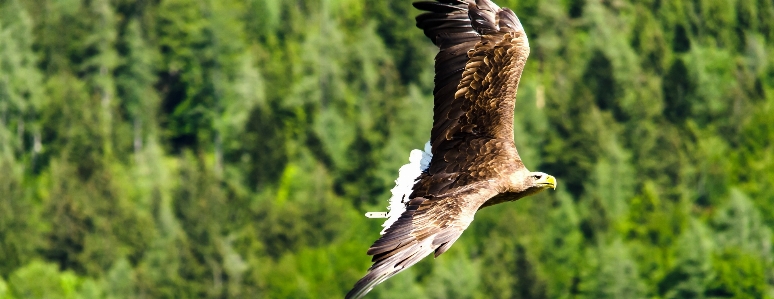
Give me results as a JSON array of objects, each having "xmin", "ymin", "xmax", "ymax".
[
  {"xmin": 346, "ymin": 180, "xmax": 499, "ymax": 299},
  {"xmin": 415, "ymin": 0, "xmax": 530, "ymax": 167}
]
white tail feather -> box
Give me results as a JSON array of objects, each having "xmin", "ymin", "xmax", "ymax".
[{"xmin": 366, "ymin": 141, "xmax": 433, "ymax": 235}]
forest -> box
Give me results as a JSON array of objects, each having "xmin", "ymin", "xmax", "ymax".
[{"xmin": 1, "ymin": 0, "xmax": 773, "ymax": 298}]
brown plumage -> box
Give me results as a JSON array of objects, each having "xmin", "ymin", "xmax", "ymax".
[{"xmin": 346, "ymin": 1, "xmax": 556, "ymax": 298}]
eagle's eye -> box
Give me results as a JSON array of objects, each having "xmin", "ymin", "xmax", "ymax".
[{"xmin": 532, "ymin": 174, "xmax": 542, "ymax": 180}]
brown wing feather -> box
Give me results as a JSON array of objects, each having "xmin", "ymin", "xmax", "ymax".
[
  {"xmin": 345, "ymin": 181, "xmax": 499, "ymax": 299},
  {"xmin": 415, "ymin": 0, "xmax": 530, "ymax": 168}
]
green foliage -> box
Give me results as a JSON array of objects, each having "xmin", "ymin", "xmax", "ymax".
[
  {"xmin": 1, "ymin": 0, "xmax": 773, "ymax": 298},
  {"xmin": 7, "ymin": 260, "xmax": 102, "ymax": 299}
]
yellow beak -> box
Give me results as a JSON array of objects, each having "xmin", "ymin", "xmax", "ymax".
[{"xmin": 539, "ymin": 175, "xmax": 557, "ymax": 190}]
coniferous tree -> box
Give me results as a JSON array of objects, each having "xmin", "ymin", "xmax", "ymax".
[{"xmin": 1, "ymin": 0, "xmax": 774, "ymax": 297}]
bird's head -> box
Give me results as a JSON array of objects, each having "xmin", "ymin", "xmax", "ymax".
[
  {"xmin": 500, "ymin": 170, "xmax": 557, "ymax": 201},
  {"xmin": 513, "ymin": 171, "xmax": 556, "ymax": 196},
  {"xmin": 529, "ymin": 172, "xmax": 556, "ymax": 190}
]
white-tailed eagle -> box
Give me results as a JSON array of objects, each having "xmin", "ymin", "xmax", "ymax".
[{"xmin": 347, "ymin": 0, "xmax": 556, "ymax": 298}]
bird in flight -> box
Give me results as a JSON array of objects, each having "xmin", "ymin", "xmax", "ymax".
[{"xmin": 347, "ymin": 0, "xmax": 556, "ymax": 298}]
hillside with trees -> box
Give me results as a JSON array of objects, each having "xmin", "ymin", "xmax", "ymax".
[{"xmin": 1, "ymin": 0, "xmax": 774, "ymax": 298}]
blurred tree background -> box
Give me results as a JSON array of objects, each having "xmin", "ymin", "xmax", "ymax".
[{"xmin": 1, "ymin": 0, "xmax": 773, "ymax": 298}]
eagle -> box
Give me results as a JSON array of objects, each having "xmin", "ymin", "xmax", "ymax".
[{"xmin": 346, "ymin": 0, "xmax": 556, "ymax": 298}]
